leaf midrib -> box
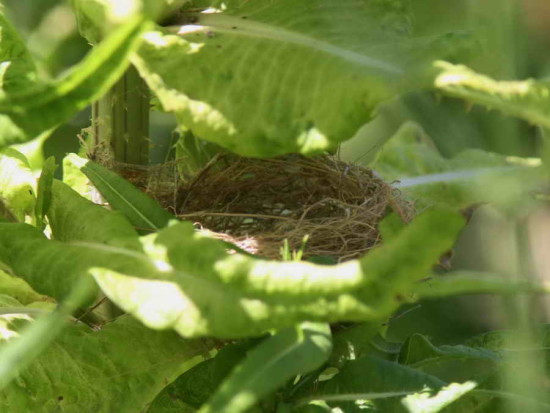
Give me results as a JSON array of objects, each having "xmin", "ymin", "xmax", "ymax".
[
  {"xmin": 82, "ymin": 164, "xmax": 159, "ymax": 231},
  {"xmin": 172, "ymin": 13, "xmax": 401, "ymax": 75}
]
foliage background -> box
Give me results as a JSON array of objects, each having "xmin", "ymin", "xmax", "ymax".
[
  {"xmin": 5, "ymin": 0, "xmax": 549, "ymax": 344},
  {"xmin": 2, "ymin": 1, "xmax": 550, "ymax": 411}
]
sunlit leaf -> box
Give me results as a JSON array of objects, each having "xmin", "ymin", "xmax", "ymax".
[
  {"xmin": 0, "ymin": 310, "xmax": 211, "ymax": 412},
  {"xmin": 0, "ymin": 277, "xmax": 93, "ymax": 391},
  {"xmin": 0, "ymin": 5, "xmax": 38, "ymax": 95},
  {"xmin": 0, "ymin": 157, "xmax": 464, "ymax": 339},
  {"xmin": 71, "ymin": 0, "xmax": 189, "ymax": 43},
  {"xmin": 93, "ymin": 209, "xmax": 463, "ymax": 338},
  {"xmin": 0, "ymin": 270, "xmax": 50, "ymax": 305},
  {"xmin": 295, "ymin": 355, "xmax": 445, "ymax": 412},
  {"xmin": 48, "ymin": 179, "xmax": 141, "ymax": 249},
  {"xmin": 0, "ymin": 148, "xmax": 36, "ymax": 221},
  {"xmin": 402, "ymin": 381, "xmax": 477, "ymax": 413},
  {"xmin": 133, "ymin": 0, "xmax": 468, "ymax": 157},
  {"xmin": 0, "ymin": 223, "xmax": 150, "ymax": 303},
  {"xmin": 0, "ymin": 17, "xmax": 150, "ymax": 148},
  {"xmin": 435, "ymin": 61, "xmax": 550, "ymax": 129}
]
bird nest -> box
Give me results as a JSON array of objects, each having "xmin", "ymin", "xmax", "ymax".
[
  {"xmin": 104, "ymin": 152, "xmax": 413, "ymax": 262},
  {"xmin": 159, "ymin": 154, "xmax": 412, "ymax": 262}
]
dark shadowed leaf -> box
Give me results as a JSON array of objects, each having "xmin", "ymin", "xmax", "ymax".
[
  {"xmin": 67, "ymin": 154, "xmax": 174, "ymax": 233},
  {"xmin": 200, "ymin": 323, "xmax": 332, "ymax": 413}
]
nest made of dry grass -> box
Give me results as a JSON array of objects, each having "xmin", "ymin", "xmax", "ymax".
[
  {"xmin": 171, "ymin": 154, "xmax": 413, "ymax": 262},
  {"xmin": 95, "ymin": 143, "xmax": 413, "ymax": 262}
]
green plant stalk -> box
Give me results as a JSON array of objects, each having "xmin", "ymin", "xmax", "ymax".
[
  {"xmin": 92, "ymin": 65, "xmax": 149, "ymax": 165},
  {"xmin": 500, "ymin": 218, "xmax": 550, "ymax": 413}
]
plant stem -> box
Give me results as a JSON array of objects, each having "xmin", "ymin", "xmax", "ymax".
[{"xmin": 92, "ymin": 65, "xmax": 150, "ymax": 165}]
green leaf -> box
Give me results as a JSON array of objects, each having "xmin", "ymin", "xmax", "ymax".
[
  {"xmin": 292, "ymin": 402, "xmax": 332, "ymax": 413},
  {"xmin": 0, "ymin": 270, "xmax": 50, "ymax": 305},
  {"xmin": 434, "ymin": 61, "xmax": 550, "ymax": 129},
  {"xmin": 0, "ymin": 222, "xmax": 153, "ymax": 302},
  {"xmin": 402, "ymin": 381, "xmax": 477, "ymax": 413},
  {"xmin": 48, "ymin": 179, "xmax": 141, "ymax": 249},
  {"xmin": 66, "ymin": 154, "xmax": 174, "ymax": 233},
  {"xmin": 133, "ymin": 1, "xmax": 466, "ymax": 157},
  {"xmin": 296, "ymin": 355, "xmax": 445, "ymax": 412},
  {"xmin": 413, "ymin": 272, "xmax": 550, "ymax": 298},
  {"xmin": 34, "ymin": 156, "xmax": 56, "ymax": 230},
  {"xmin": 329, "ymin": 323, "xmax": 404, "ymax": 371},
  {"xmin": 0, "ymin": 312, "xmax": 212, "ymax": 412},
  {"xmin": 398, "ymin": 334, "xmax": 500, "ymax": 384},
  {"xmin": 150, "ymin": 340, "xmax": 253, "ymax": 410},
  {"xmin": 0, "ymin": 5, "xmax": 38, "ymax": 95},
  {"xmin": 0, "ymin": 277, "xmax": 94, "ymax": 391},
  {"xmin": 92, "ymin": 209, "xmax": 463, "ymax": 338},
  {"xmin": 62, "ymin": 152, "xmax": 92, "ymax": 198},
  {"xmin": 0, "ymin": 17, "xmax": 150, "ymax": 148},
  {"xmin": 373, "ymin": 121, "xmax": 545, "ymax": 209},
  {"xmin": 2, "ymin": 178, "xmax": 464, "ymax": 338},
  {"xmin": 200, "ymin": 323, "xmax": 332, "ymax": 413}
]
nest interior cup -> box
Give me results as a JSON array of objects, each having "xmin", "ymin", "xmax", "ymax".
[{"xmin": 173, "ymin": 154, "xmax": 413, "ymax": 262}]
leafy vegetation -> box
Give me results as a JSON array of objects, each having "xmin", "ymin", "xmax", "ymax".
[{"xmin": 0, "ymin": 0, "xmax": 549, "ymax": 412}]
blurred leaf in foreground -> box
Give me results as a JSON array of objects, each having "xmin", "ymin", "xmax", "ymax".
[
  {"xmin": 434, "ymin": 61, "xmax": 550, "ymax": 130},
  {"xmin": 373, "ymin": 121, "xmax": 545, "ymax": 210}
]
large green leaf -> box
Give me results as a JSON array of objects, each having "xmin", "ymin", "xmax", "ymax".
[
  {"xmin": 0, "ymin": 223, "xmax": 152, "ymax": 302},
  {"xmin": 0, "ymin": 17, "xmax": 150, "ymax": 148},
  {"xmin": 0, "ymin": 5, "xmax": 38, "ymax": 95},
  {"xmin": 294, "ymin": 355, "xmax": 446, "ymax": 412},
  {"xmin": 0, "ymin": 277, "xmax": 93, "ymax": 391},
  {"xmin": 0, "ymin": 178, "xmax": 148, "ymax": 301},
  {"xmin": 0, "ymin": 172, "xmax": 464, "ymax": 338},
  {"xmin": 294, "ymin": 355, "xmax": 488, "ymax": 412},
  {"xmin": 0, "ymin": 313, "xmax": 211, "ymax": 412},
  {"xmin": 93, "ymin": 209, "xmax": 463, "ymax": 338},
  {"xmin": 434, "ymin": 61, "xmax": 550, "ymax": 129},
  {"xmin": 372, "ymin": 122, "xmax": 544, "ymax": 209},
  {"xmin": 48, "ymin": 179, "xmax": 141, "ymax": 249},
  {"xmin": 200, "ymin": 323, "xmax": 332, "ymax": 413},
  {"xmin": 133, "ymin": 0, "xmax": 465, "ymax": 157},
  {"xmin": 401, "ymin": 382, "xmax": 478, "ymax": 413}
]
